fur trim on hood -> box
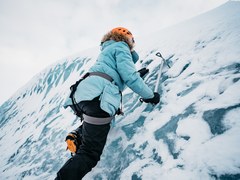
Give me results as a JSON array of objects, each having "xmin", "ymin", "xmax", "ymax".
[{"xmin": 101, "ymin": 31, "xmax": 134, "ymax": 50}]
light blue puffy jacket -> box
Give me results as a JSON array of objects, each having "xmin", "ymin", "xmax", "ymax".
[{"xmin": 64, "ymin": 40, "xmax": 154, "ymax": 116}]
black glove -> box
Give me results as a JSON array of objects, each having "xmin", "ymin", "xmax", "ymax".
[
  {"xmin": 65, "ymin": 130, "xmax": 82, "ymax": 153},
  {"xmin": 140, "ymin": 92, "xmax": 160, "ymax": 105},
  {"xmin": 138, "ymin": 68, "xmax": 149, "ymax": 78}
]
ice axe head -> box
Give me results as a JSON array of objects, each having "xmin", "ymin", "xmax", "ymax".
[
  {"xmin": 156, "ymin": 52, "xmax": 163, "ymax": 58},
  {"xmin": 155, "ymin": 52, "xmax": 171, "ymax": 69}
]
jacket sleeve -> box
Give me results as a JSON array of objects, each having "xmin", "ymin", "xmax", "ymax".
[{"xmin": 115, "ymin": 43, "xmax": 154, "ymax": 99}]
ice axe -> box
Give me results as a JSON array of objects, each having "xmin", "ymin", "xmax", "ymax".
[
  {"xmin": 154, "ymin": 52, "xmax": 171, "ymax": 92},
  {"xmin": 140, "ymin": 52, "xmax": 170, "ymax": 104}
]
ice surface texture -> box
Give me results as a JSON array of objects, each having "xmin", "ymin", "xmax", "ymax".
[{"xmin": 1, "ymin": 2, "xmax": 240, "ymax": 179}]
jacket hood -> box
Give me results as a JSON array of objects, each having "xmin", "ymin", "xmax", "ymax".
[{"xmin": 101, "ymin": 40, "xmax": 139, "ymax": 64}]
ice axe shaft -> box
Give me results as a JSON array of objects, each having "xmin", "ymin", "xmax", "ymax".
[{"xmin": 154, "ymin": 52, "xmax": 170, "ymax": 92}]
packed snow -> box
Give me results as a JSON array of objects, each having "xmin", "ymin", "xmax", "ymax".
[{"xmin": 0, "ymin": 1, "xmax": 240, "ymax": 180}]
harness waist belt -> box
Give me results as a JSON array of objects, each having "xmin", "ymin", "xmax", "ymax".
[
  {"xmin": 88, "ymin": 72, "xmax": 113, "ymax": 82},
  {"xmin": 83, "ymin": 114, "xmax": 114, "ymax": 125}
]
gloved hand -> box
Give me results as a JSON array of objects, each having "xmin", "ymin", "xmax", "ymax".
[
  {"xmin": 65, "ymin": 131, "xmax": 82, "ymax": 153},
  {"xmin": 138, "ymin": 68, "xmax": 149, "ymax": 78},
  {"xmin": 140, "ymin": 92, "xmax": 160, "ymax": 105}
]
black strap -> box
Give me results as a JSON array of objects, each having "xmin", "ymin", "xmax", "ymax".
[
  {"xmin": 69, "ymin": 75, "xmax": 88, "ymax": 119},
  {"xmin": 116, "ymin": 91, "xmax": 124, "ymax": 115}
]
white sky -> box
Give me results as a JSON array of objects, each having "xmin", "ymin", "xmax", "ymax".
[{"xmin": 0, "ymin": 0, "xmax": 228, "ymax": 105}]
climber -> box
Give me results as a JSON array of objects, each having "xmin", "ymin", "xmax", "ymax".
[{"xmin": 55, "ymin": 27, "xmax": 160, "ymax": 179}]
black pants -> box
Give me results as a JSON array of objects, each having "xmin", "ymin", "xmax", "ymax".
[{"xmin": 56, "ymin": 98, "xmax": 111, "ymax": 180}]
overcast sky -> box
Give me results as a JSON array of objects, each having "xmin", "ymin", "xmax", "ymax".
[{"xmin": 0, "ymin": 0, "xmax": 228, "ymax": 105}]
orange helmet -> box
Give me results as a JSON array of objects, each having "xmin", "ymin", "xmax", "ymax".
[{"xmin": 111, "ymin": 27, "xmax": 135, "ymax": 44}]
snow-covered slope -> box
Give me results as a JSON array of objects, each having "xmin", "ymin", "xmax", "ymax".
[{"xmin": 1, "ymin": 1, "xmax": 240, "ymax": 179}]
